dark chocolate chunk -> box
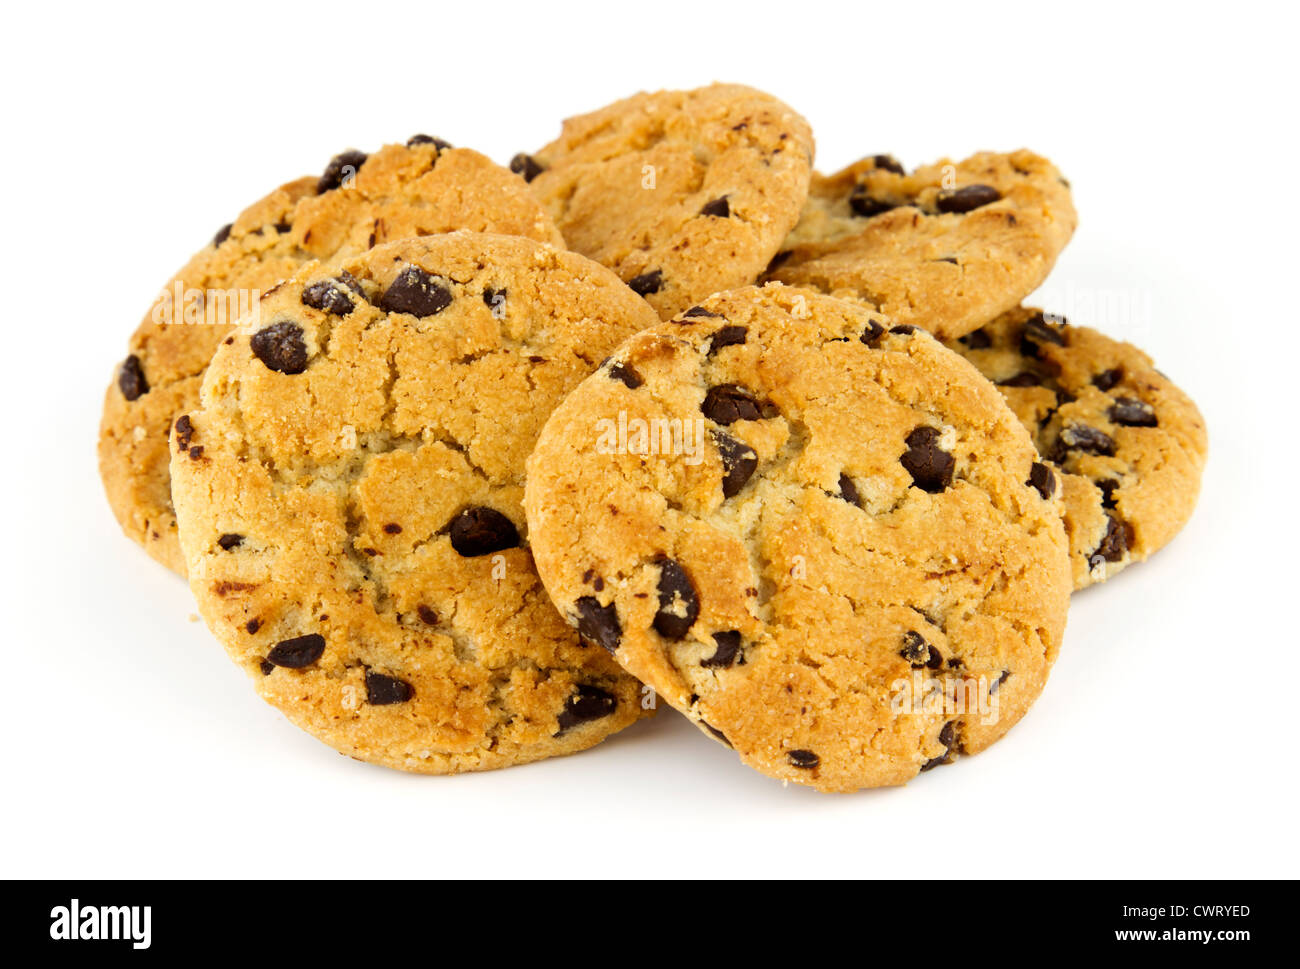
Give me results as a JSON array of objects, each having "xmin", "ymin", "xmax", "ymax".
[
  {"xmin": 555, "ymin": 684, "xmax": 617, "ymax": 732},
  {"xmin": 174, "ymin": 414, "xmax": 194, "ymax": 450},
  {"xmin": 217, "ymin": 533, "xmax": 244, "ymax": 551},
  {"xmin": 702, "ymin": 384, "xmax": 763, "ymax": 424},
  {"xmin": 1090, "ymin": 514, "xmax": 1129, "ymax": 567},
  {"xmin": 1027, "ymin": 462, "xmax": 1057, "ymax": 499},
  {"xmin": 628, "ymin": 270, "xmax": 664, "ymax": 296},
  {"xmin": 900, "ymin": 630, "xmax": 942, "ymax": 669},
  {"xmin": 448, "ymin": 507, "xmax": 520, "ymax": 557},
  {"xmin": 1092, "ymin": 367, "xmax": 1124, "ymax": 392},
  {"xmin": 871, "ymin": 154, "xmax": 906, "ymax": 175},
  {"xmin": 860, "ymin": 319, "xmax": 886, "ymax": 345},
  {"xmin": 998, "ymin": 372, "xmax": 1043, "ymax": 387},
  {"xmin": 712, "ymin": 431, "xmax": 758, "ymax": 498},
  {"xmin": 301, "ymin": 279, "xmax": 355, "ymax": 316},
  {"xmin": 961, "ymin": 328, "xmax": 992, "ymax": 350},
  {"xmin": 407, "ymin": 134, "xmax": 451, "ymax": 150},
  {"xmin": 702, "ymin": 631, "xmax": 742, "ymax": 669},
  {"xmin": 901, "ymin": 426, "xmax": 955, "ymax": 493},
  {"xmin": 1058, "ymin": 424, "xmax": 1117, "ymax": 457},
  {"xmin": 788, "ymin": 749, "xmax": 820, "ymax": 769},
  {"xmin": 709, "ymin": 325, "xmax": 748, "ymax": 353},
  {"xmin": 935, "ymin": 184, "xmax": 1001, "ymax": 213},
  {"xmin": 250, "ymin": 320, "xmax": 309, "ymax": 374},
  {"xmin": 608, "ymin": 361, "xmax": 643, "ymax": 389},
  {"xmin": 700, "ymin": 196, "xmax": 730, "ymax": 217},
  {"xmin": 266, "ymin": 634, "xmax": 325, "ymax": 669},
  {"xmin": 837, "ymin": 472, "xmax": 861, "ymax": 507},
  {"xmin": 213, "ymin": 223, "xmax": 233, "ymax": 247},
  {"xmin": 509, "ymin": 153, "xmax": 544, "ymax": 182},
  {"xmin": 417, "ymin": 605, "xmax": 438, "ymax": 626},
  {"xmin": 118, "ymin": 354, "xmax": 148, "ymax": 400},
  {"xmin": 379, "ymin": 266, "xmax": 453, "ymax": 317},
  {"xmin": 849, "ymin": 190, "xmax": 896, "ymax": 218},
  {"xmin": 1109, "ymin": 397, "xmax": 1158, "ymax": 427},
  {"xmin": 653, "ymin": 559, "xmax": 699, "ymax": 640},
  {"xmin": 575, "ymin": 597, "xmax": 621, "ymax": 652},
  {"xmin": 365, "ymin": 670, "xmax": 413, "ymax": 705},
  {"xmin": 682, "ymin": 305, "xmax": 722, "ymax": 319},
  {"xmin": 317, "ymin": 149, "xmax": 368, "ymax": 193},
  {"xmin": 1096, "ymin": 478, "xmax": 1120, "ymax": 509}
]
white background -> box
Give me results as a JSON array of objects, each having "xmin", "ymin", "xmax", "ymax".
[{"xmin": 2, "ymin": 1, "xmax": 1295, "ymax": 879}]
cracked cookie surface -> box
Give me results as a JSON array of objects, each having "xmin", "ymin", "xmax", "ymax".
[
  {"xmin": 947, "ymin": 306, "xmax": 1208, "ymax": 589},
  {"xmin": 517, "ymin": 83, "xmax": 813, "ymax": 319},
  {"xmin": 100, "ymin": 137, "xmax": 563, "ymax": 574},
  {"xmin": 170, "ymin": 233, "xmax": 658, "ymax": 773},
  {"xmin": 524, "ymin": 285, "xmax": 1071, "ymax": 791},
  {"xmin": 763, "ymin": 150, "xmax": 1076, "ymax": 339}
]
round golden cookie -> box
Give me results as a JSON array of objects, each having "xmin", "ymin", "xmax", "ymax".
[
  {"xmin": 946, "ymin": 306, "xmax": 1208, "ymax": 589},
  {"xmin": 763, "ymin": 150, "xmax": 1076, "ymax": 339},
  {"xmin": 514, "ymin": 83, "xmax": 814, "ymax": 319},
  {"xmin": 100, "ymin": 136, "xmax": 563, "ymax": 575},
  {"xmin": 170, "ymin": 233, "xmax": 659, "ymax": 773},
  {"xmin": 524, "ymin": 285, "xmax": 1072, "ymax": 792}
]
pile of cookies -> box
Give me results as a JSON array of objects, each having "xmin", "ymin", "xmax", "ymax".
[{"xmin": 99, "ymin": 84, "xmax": 1207, "ymax": 792}]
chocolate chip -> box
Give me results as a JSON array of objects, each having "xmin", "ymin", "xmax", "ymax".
[
  {"xmin": 682, "ymin": 305, "xmax": 722, "ymax": 318},
  {"xmin": 901, "ymin": 426, "xmax": 955, "ymax": 493},
  {"xmin": 653, "ymin": 559, "xmax": 699, "ymax": 640},
  {"xmin": 259, "ymin": 660, "xmax": 274, "ymax": 675},
  {"xmin": 174, "ymin": 415, "xmax": 194, "ymax": 450},
  {"xmin": 250, "ymin": 321, "xmax": 309, "ymax": 374},
  {"xmin": 1090, "ymin": 514, "xmax": 1129, "ymax": 567},
  {"xmin": 702, "ymin": 384, "xmax": 764, "ymax": 424},
  {"xmin": 365, "ymin": 670, "xmax": 413, "ymax": 705},
  {"xmin": 117, "ymin": 354, "xmax": 148, "ymax": 400},
  {"xmin": 213, "ymin": 223, "xmax": 233, "ymax": 247},
  {"xmin": 700, "ymin": 196, "xmax": 730, "ymax": 217},
  {"xmin": 702, "ymin": 721, "xmax": 732, "ymax": 747},
  {"xmin": 217, "ymin": 533, "xmax": 244, "ymax": 550},
  {"xmin": 317, "ymin": 149, "xmax": 368, "ymax": 193},
  {"xmin": 890, "ymin": 324, "xmax": 920, "ymax": 335},
  {"xmin": 266, "ymin": 634, "xmax": 325, "ymax": 668},
  {"xmin": 709, "ymin": 325, "xmax": 748, "ymax": 353},
  {"xmin": 301, "ymin": 279, "xmax": 356, "ymax": 316},
  {"xmin": 273, "ymin": 221, "xmax": 292, "ymax": 234},
  {"xmin": 448, "ymin": 507, "xmax": 520, "ymax": 557},
  {"xmin": 1092, "ymin": 367, "xmax": 1124, "ymax": 391},
  {"xmin": 1028, "ymin": 462, "xmax": 1057, "ymax": 499},
  {"xmin": 961, "ymin": 328, "xmax": 992, "ymax": 349},
  {"xmin": 900, "ymin": 631, "xmax": 942, "ymax": 669},
  {"xmin": 407, "ymin": 134, "xmax": 451, "ymax": 149},
  {"xmin": 990, "ymin": 669, "xmax": 1012, "ymax": 693},
  {"xmin": 998, "ymin": 372, "xmax": 1043, "ymax": 387},
  {"xmin": 1096, "ymin": 479, "xmax": 1120, "ymax": 509},
  {"xmin": 1020, "ymin": 312, "xmax": 1067, "ymax": 355},
  {"xmin": 608, "ymin": 361, "xmax": 643, "ymax": 389},
  {"xmin": 555, "ymin": 684, "xmax": 617, "ymax": 732},
  {"xmin": 509, "ymin": 153, "xmax": 544, "ymax": 182},
  {"xmin": 246, "ymin": 618, "xmax": 262, "ymax": 634},
  {"xmin": 713, "ymin": 431, "xmax": 758, "ymax": 498},
  {"xmin": 935, "ymin": 184, "xmax": 1001, "ymax": 213},
  {"xmin": 575, "ymin": 597, "xmax": 621, "ymax": 652},
  {"xmin": 837, "ymin": 472, "xmax": 861, "ymax": 507},
  {"xmin": 788, "ymin": 749, "xmax": 819, "ymax": 769},
  {"xmin": 379, "ymin": 266, "xmax": 452, "ymax": 317},
  {"xmin": 483, "ymin": 287, "xmax": 507, "ymax": 315},
  {"xmin": 860, "ymin": 319, "xmax": 886, "ymax": 345},
  {"xmin": 849, "ymin": 190, "xmax": 896, "ymax": 218},
  {"xmin": 702, "ymin": 631, "xmax": 742, "ymax": 669},
  {"xmin": 921, "ymin": 722, "xmax": 959, "ymax": 771},
  {"xmin": 416, "ymin": 604, "xmax": 438, "ymax": 626},
  {"xmin": 1058, "ymin": 424, "xmax": 1117, "ymax": 457},
  {"xmin": 628, "ymin": 270, "xmax": 664, "ymax": 296},
  {"xmin": 1109, "ymin": 397, "xmax": 1158, "ymax": 427},
  {"xmin": 871, "ymin": 154, "xmax": 906, "ymax": 175},
  {"xmin": 188, "ymin": 446, "xmax": 204, "ymax": 460}
]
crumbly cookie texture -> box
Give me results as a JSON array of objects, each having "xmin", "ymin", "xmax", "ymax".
[
  {"xmin": 764, "ymin": 150, "xmax": 1076, "ymax": 339},
  {"xmin": 100, "ymin": 138, "xmax": 564, "ymax": 574},
  {"xmin": 524, "ymin": 285, "xmax": 1071, "ymax": 792},
  {"xmin": 947, "ymin": 306, "xmax": 1208, "ymax": 589},
  {"xmin": 169, "ymin": 233, "xmax": 659, "ymax": 773},
  {"xmin": 516, "ymin": 83, "xmax": 814, "ymax": 319}
]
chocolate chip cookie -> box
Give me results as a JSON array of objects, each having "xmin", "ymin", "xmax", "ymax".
[
  {"xmin": 524, "ymin": 285, "xmax": 1071, "ymax": 791},
  {"xmin": 515, "ymin": 83, "xmax": 814, "ymax": 319},
  {"xmin": 169, "ymin": 233, "xmax": 660, "ymax": 773},
  {"xmin": 947, "ymin": 306, "xmax": 1208, "ymax": 589},
  {"xmin": 100, "ymin": 137, "xmax": 563, "ymax": 574},
  {"xmin": 763, "ymin": 150, "xmax": 1076, "ymax": 339}
]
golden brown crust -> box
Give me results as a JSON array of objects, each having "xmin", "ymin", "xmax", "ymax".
[
  {"xmin": 766, "ymin": 150, "xmax": 1076, "ymax": 339},
  {"xmin": 100, "ymin": 142, "xmax": 563, "ymax": 573},
  {"xmin": 525, "ymin": 285, "xmax": 1071, "ymax": 791},
  {"xmin": 170, "ymin": 233, "xmax": 659, "ymax": 773}
]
